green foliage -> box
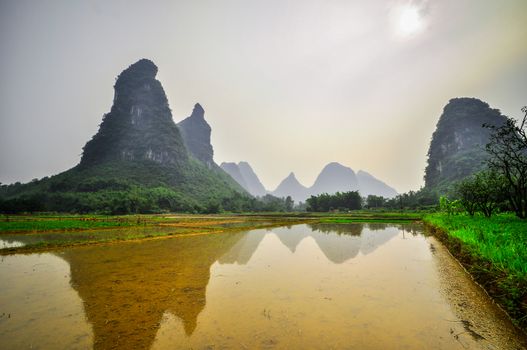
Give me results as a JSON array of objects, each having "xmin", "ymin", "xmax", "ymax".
[
  {"xmin": 306, "ymin": 191, "xmax": 362, "ymax": 212},
  {"xmin": 383, "ymin": 188, "xmax": 439, "ymax": 210},
  {"xmin": 250, "ymin": 194, "xmax": 291, "ymax": 212},
  {"xmin": 439, "ymin": 196, "xmax": 461, "ymax": 215},
  {"xmin": 285, "ymin": 196, "xmax": 294, "ymax": 212},
  {"xmin": 424, "ymin": 213, "xmax": 527, "ymax": 278},
  {"xmin": 0, "ymin": 218, "xmax": 135, "ymax": 232},
  {"xmin": 0, "ymin": 159, "xmax": 252, "ymax": 214},
  {"xmin": 484, "ymin": 106, "xmax": 527, "ymax": 218},
  {"xmin": 365, "ymin": 195, "xmax": 385, "ymax": 209},
  {"xmin": 0, "ymin": 160, "xmax": 302, "ymax": 214},
  {"xmin": 455, "ymin": 170, "xmax": 506, "ymax": 217}
]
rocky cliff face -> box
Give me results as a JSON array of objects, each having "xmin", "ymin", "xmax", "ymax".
[
  {"xmin": 424, "ymin": 98, "xmax": 507, "ymax": 190},
  {"xmin": 81, "ymin": 59, "xmax": 188, "ymax": 166},
  {"xmin": 177, "ymin": 103, "xmax": 215, "ymax": 168}
]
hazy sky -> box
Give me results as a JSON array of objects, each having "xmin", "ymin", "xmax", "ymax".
[{"xmin": 1, "ymin": 0, "xmax": 526, "ymax": 192}]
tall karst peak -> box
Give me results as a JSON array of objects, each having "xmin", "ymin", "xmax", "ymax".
[
  {"xmin": 178, "ymin": 103, "xmax": 215, "ymax": 168},
  {"xmin": 80, "ymin": 58, "xmax": 188, "ymax": 166},
  {"xmin": 424, "ymin": 97, "xmax": 507, "ymax": 191}
]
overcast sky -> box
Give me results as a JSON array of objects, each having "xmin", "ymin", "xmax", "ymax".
[{"xmin": 1, "ymin": 0, "xmax": 526, "ymax": 192}]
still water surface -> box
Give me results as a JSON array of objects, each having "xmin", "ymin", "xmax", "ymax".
[{"xmin": 0, "ymin": 223, "xmax": 525, "ymax": 349}]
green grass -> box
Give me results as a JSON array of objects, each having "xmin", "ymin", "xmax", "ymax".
[
  {"xmin": 423, "ymin": 213, "xmax": 527, "ymax": 278},
  {"xmin": 0, "ymin": 218, "xmax": 140, "ymax": 232},
  {"xmin": 424, "ymin": 212, "xmax": 527, "ymax": 329},
  {"xmin": 0, "ymin": 226, "xmax": 193, "ymax": 249}
]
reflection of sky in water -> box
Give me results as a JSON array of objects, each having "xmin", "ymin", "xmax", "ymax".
[{"xmin": 0, "ymin": 238, "xmax": 25, "ymax": 248}]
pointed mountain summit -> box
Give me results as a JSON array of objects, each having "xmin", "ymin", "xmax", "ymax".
[
  {"xmin": 272, "ymin": 172, "xmax": 309, "ymax": 202},
  {"xmin": 424, "ymin": 98, "xmax": 507, "ymax": 191},
  {"xmin": 177, "ymin": 103, "xmax": 215, "ymax": 168},
  {"xmin": 81, "ymin": 59, "xmax": 188, "ymax": 166},
  {"xmin": 310, "ymin": 162, "xmax": 359, "ymax": 196},
  {"xmin": 357, "ymin": 170, "xmax": 398, "ymax": 198}
]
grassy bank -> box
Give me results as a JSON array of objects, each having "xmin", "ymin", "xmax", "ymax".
[
  {"xmin": 0, "ymin": 216, "xmax": 139, "ymax": 232},
  {"xmin": 423, "ymin": 213, "xmax": 527, "ymax": 330}
]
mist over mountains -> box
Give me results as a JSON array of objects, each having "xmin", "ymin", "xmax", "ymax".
[{"xmin": 221, "ymin": 161, "xmax": 398, "ymax": 202}]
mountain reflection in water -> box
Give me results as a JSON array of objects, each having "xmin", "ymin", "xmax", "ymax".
[{"xmin": 60, "ymin": 223, "xmax": 404, "ymax": 349}]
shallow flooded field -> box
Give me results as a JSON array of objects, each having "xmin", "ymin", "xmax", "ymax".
[{"xmin": 0, "ymin": 223, "xmax": 525, "ymax": 349}]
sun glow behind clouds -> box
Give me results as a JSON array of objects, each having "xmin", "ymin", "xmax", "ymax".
[{"xmin": 396, "ymin": 5, "xmax": 425, "ymax": 37}]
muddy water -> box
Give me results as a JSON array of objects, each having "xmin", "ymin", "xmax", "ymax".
[{"xmin": 0, "ymin": 223, "xmax": 525, "ymax": 349}]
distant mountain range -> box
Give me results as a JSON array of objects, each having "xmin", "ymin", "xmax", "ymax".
[{"xmin": 221, "ymin": 161, "xmax": 398, "ymax": 202}]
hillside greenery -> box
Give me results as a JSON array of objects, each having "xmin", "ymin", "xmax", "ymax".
[{"xmin": 0, "ymin": 159, "xmax": 302, "ymax": 214}]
